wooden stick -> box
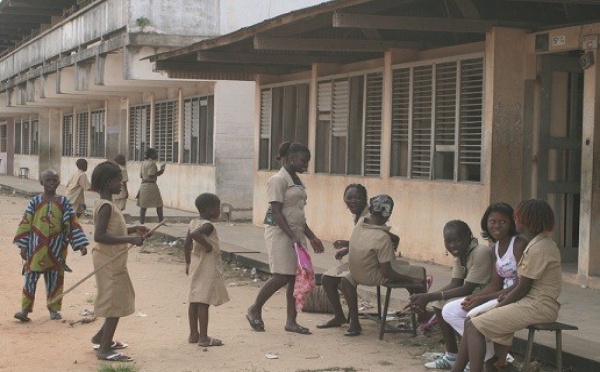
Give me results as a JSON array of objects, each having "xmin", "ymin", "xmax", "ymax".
[{"xmin": 48, "ymin": 221, "xmax": 167, "ymax": 305}]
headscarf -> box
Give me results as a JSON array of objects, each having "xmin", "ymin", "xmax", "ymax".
[{"xmin": 369, "ymin": 194, "xmax": 394, "ymax": 218}]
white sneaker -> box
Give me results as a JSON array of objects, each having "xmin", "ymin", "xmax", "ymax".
[{"xmin": 424, "ymin": 355, "xmax": 456, "ymax": 369}]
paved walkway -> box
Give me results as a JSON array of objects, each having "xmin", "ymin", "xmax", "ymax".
[{"xmin": 1, "ymin": 174, "xmax": 598, "ymax": 370}]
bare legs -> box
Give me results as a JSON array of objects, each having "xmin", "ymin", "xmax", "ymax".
[
  {"xmin": 340, "ymin": 278, "xmax": 362, "ymax": 335},
  {"xmin": 92, "ymin": 318, "xmax": 120, "ymax": 358},
  {"xmin": 317, "ymin": 275, "xmax": 347, "ymax": 327},
  {"xmin": 247, "ymin": 274, "xmax": 309, "ymax": 333},
  {"xmin": 139, "ymin": 207, "xmax": 163, "ymax": 224},
  {"xmin": 188, "ymin": 302, "xmax": 221, "ymax": 346}
]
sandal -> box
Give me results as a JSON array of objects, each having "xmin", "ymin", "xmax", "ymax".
[
  {"xmin": 93, "ymin": 341, "xmax": 128, "ymax": 350},
  {"xmin": 284, "ymin": 325, "xmax": 311, "ymax": 335},
  {"xmin": 97, "ymin": 352, "xmax": 134, "ymax": 362},
  {"xmin": 14, "ymin": 311, "xmax": 31, "ymax": 322},
  {"xmin": 245, "ymin": 314, "xmax": 265, "ymax": 332},
  {"xmin": 198, "ymin": 337, "xmax": 224, "ymax": 347}
]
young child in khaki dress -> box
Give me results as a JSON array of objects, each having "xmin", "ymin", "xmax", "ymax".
[
  {"xmin": 452, "ymin": 200, "xmax": 562, "ymax": 372},
  {"xmin": 65, "ymin": 158, "xmax": 91, "ymax": 218},
  {"xmin": 184, "ymin": 193, "xmax": 229, "ymax": 347},
  {"xmin": 90, "ymin": 161, "xmax": 149, "ymax": 362}
]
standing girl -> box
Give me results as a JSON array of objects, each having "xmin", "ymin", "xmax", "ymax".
[
  {"xmin": 14, "ymin": 169, "xmax": 88, "ymax": 322},
  {"xmin": 184, "ymin": 193, "xmax": 230, "ymax": 347},
  {"xmin": 452, "ymin": 199, "xmax": 562, "ymax": 372},
  {"xmin": 90, "ymin": 161, "xmax": 149, "ymax": 362},
  {"xmin": 435, "ymin": 202, "xmax": 526, "ymax": 369},
  {"xmin": 246, "ymin": 142, "xmax": 324, "ymax": 335},
  {"xmin": 137, "ymin": 148, "xmax": 165, "ymax": 224}
]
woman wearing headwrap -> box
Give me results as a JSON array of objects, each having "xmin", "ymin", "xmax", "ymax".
[{"xmin": 340, "ymin": 195, "xmax": 426, "ymax": 336}]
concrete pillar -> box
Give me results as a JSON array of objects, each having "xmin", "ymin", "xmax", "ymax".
[
  {"xmin": 213, "ymin": 80, "xmax": 255, "ymax": 209},
  {"xmin": 578, "ymin": 47, "xmax": 600, "ymax": 282},
  {"xmin": 38, "ymin": 108, "xmax": 61, "ymax": 175},
  {"xmin": 106, "ymin": 98, "xmax": 122, "ymax": 160},
  {"xmin": 484, "ymin": 28, "xmax": 528, "ymax": 205}
]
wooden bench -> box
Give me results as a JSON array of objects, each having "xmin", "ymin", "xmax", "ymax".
[
  {"xmin": 523, "ymin": 321, "xmax": 578, "ymax": 372},
  {"xmin": 363, "ymin": 281, "xmax": 424, "ymax": 340}
]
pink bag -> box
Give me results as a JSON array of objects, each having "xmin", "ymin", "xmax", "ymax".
[{"xmin": 293, "ymin": 243, "xmax": 316, "ymax": 312}]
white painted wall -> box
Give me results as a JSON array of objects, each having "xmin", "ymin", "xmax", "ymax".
[{"xmin": 219, "ymin": 0, "xmax": 333, "ymax": 34}]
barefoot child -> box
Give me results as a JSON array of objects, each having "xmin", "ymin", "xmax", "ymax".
[
  {"xmin": 13, "ymin": 169, "xmax": 89, "ymax": 322},
  {"xmin": 90, "ymin": 161, "xmax": 149, "ymax": 362},
  {"xmin": 184, "ymin": 193, "xmax": 230, "ymax": 347},
  {"xmin": 65, "ymin": 158, "xmax": 91, "ymax": 218}
]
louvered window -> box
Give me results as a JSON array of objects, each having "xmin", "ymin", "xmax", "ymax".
[
  {"xmin": 76, "ymin": 112, "xmax": 89, "ymax": 157},
  {"xmin": 258, "ymin": 83, "xmax": 309, "ymax": 170},
  {"xmin": 154, "ymin": 100, "xmax": 178, "ymax": 162},
  {"xmin": 30, "ymin": 120, "xmax": 39, "ymax": 155},
  {"xmin": 62, "ymin": 114, "xmax": 73, "ymax": 157},
  {"xmin": 90, "ymin": 110, "xmax": 105, "ymax": 158},
  {"xmin": 0, "ymin": 123, "xmax": 7, "ymax": 152},
  {"xmin": 21, "ymin": 120, "xmax": 30, "ymax": 155},
  {"xmin": 129, "ymin": 105, "xmax": 150, "ymax": 161},
  {"xmin": 364, "ymin": 73, "xmax": 383, "ymax": 176},
  {"xmin": 390, "ymin": 56, "xmax": 484, "ymax": 182},
  {"xmin": 183, "ymin": 96, "xmax": 214, "ymax": 164},
  {"xmin": 14, "ymin": 120, "xmax": 22, "ymax": 154}
]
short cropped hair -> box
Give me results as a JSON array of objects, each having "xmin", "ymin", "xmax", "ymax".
[
  {"xmin": 444, "ymin": 220, "xmax": 473, "ymax": 239},
  {"xmin": 514, "ymin": 199, "xmax": 555, "ymax": 235},
  {"xmin": 195, "ymin": 193, "xmax": 220, "ymax": 214},
  {"xmin": 91, "ymin": 161, "xmax": 122, "ymax": 192},
  {"xmin": 114, "ymin": 154, "xmax": 126, "ymax": 166},
  {"xmin": 76, "ymin": 158, "xmax": 87, "ymax": 170}
]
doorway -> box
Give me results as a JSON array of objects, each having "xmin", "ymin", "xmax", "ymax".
[{"xmin": 538, "ymin": 55, "xmax": 583, "ymax": 263}]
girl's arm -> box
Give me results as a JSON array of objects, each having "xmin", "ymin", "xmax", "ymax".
[
  {"xmin": 496, "ymin": 276, "xmax": 533, "ymax": 307},
  {"xmin": 406, "ymin": 278, "xmax": 468, "ymax": 309},
  {"xmin": 190, "ymin": 223, "xmax": 215, "ymax": 252},
  {"xmin": 304, "ymin": 224, "xmax": 324, "ymax": 253},
  {"xmin": 271, "ymin": 201, "xmax": 300, "ymax": 246},
  {"xmin": 94, "ymin": 204, "xmax": 143, "ymax": 246},
  {"xmin": 183, "ymin": 230, "xmax": 192, "ymax": 275}
]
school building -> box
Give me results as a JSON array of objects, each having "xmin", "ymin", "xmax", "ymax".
[
  {"xmin": 148, "ymin": 0, "xmax": 600, "ymax": 288},
  {"xmin": 0, "ymin": 0, "xmax": 330, "ymax": 214}
]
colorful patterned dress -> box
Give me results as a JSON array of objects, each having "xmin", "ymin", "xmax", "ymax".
[{"xmin": 13, "ymin": 195, "xmax": 89, "ymax": 312}]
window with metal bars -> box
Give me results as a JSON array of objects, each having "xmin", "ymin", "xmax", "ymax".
[
  {"xmin": 90, "ymin": 109, "xmax": 105, "ymax": 158},
  {"xmin": 154, "ymin": 100, "xmax": 178, "ymax": 162},
  {"xmin": 183, "ymin": 96, "xmax": 214, "ymax": 164},
  {"xmin": 129, "ymin": 104, "xmax": 150, "ymax": 161},
  {"xmin": 0, "ymin": 123, "xmax": 6, "ymax": 152},
  {"xmin": 21, "ymin": 120, "xmax": 30, "ymax": 155},
  {"xmin": 316, "ymin": 72, "xmax": 382, "ymax": 176},
  {"xmin": 390, "ymin": 57, "xmax": 483, "ymax": 182},
  {"xmin": 30, "ymin": 120, "xmax": 39, "ymax": 155},
  {"xmin": 258, "ymin": 83, "xmax": 309, "ymax": 170},
  {"xmin": 14, "ymin": 120, "xmax": 22, "ymax": 154},
  {"xmin": 76, "ymin": 112, "xmax": 89, "ymax": 157},
  {"xmin": 62, "ymin": 114, "xmax": 73, "ymax": 157}
]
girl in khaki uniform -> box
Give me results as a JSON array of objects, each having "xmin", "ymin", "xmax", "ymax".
[
  {"xmin": 452, "ymin": 200, "xmax": 562, "ymax": 372},
  {"xmin": 247, "ymin": 142, "xmax": 324, "ymax": 335},
  {"xmin": 90, "ymin": 161, "xmax": 150, "ymax": 362}
]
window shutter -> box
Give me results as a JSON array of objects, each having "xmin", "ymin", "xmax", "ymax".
[
  {"xmin": 14, "ymin": 121, "xmax": 22, "ymax": 154},
  {"xmin": 30, "ymin": 120, "xmax": 39, "ymax": 155},
  {"xmin": 76, "ymin": 112, "xmax": 89, "ymax": 157},
  {"xmin": 435, "ymin": 62, "xmax": 457, "ymax": 149},
  {"xmin": 62, "ymin": 114, "xmax": 73, "ymax": 157},
  {"xmin": 91, "ymin": 110, "xmax": 105, "ymax": 158},
  {"xmin": 459, "ymin": 58, "xmax": 484, "ymax": 181},
  {"xmin": 260, "ymin": 89, "xmax": 272, "ymax": 140},
  {"xmin": 0, "ymin": 124, "xmax": 7, "ymax": 152},
  {"xmin": 154, "ymin": 101, "xmax": 177, "ymax": 162},
  {"xmin": 411, "ymin": 65, "xmax": 433, "ymax": 179},
  {"xmin": 390, "ymin": 68, "xmax": 410, "ymax": 177},
  {"xmin": 364, "ymin": 72, "xmax": 383, "ymax": 176},
  {"xmin": 129, "ymin": 105, "xmax": 150, "ymax": 161},
  {"xmin": 21, "ymin": 120, "xmax": 30, "ymax": 155},
  {"xmin": 317, "ymin": 81, "xmax": 332, "ymax": 114},
  {"xmin": 332, "ymin": 79, "xmax": 349, "ymax": 137}
]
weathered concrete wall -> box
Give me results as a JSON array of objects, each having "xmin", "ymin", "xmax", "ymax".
[
  {"xmin": 213, "ymin": 80, "xmax": 255, "ymax": 209},
  {"xmin": 128, "ymin": 0, "xmax": 219, "ymax": 36},
  {"xmin": 219, "ymin": 0, "xmax": 332, "ymax": 34},
  {"xmin": 13, "ymin": 155, "xmax": 39, "ymax": 180},
  {"xmin": 38, "ymin": 109, "xmax": 62, "ymax": 174}
]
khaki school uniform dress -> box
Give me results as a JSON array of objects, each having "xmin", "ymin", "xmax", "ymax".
[
  {"xmin": 137, "ymin": 159, "xmax": 163, "ymax": 208},
  {"xmin": 264, "ymin": 167, "xmax": 307, "ymax": 276},
  {"xmin": 471, "ymin": 233, "xmax": 562, "ymax": 346},
  {"xmin": 345, "ymin": 221, "xmax": 425, "ymax": 287},
  {"xmin": 113, "ymin": 165, "xmax": 129, "ymax": 211},
  {"xmin": 65, "ymin": 170, "xmax": 91, "ymax": 214},
  {"xmin": 92, "ymin": 200, "xmax": 135, "ymax": 318},
  {"xmin": 322, "ymin": 207, "xmax": 369, "ymax": 278},
  {"xmin": 433, "ymin": 239, "xmax": 493, "ymax": 309},
  {"xmin": 188, "ymin": 219, "xmax": 230, "ymax": 306}
]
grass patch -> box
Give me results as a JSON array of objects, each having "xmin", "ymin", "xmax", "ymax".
[{"xmin": 98, "ymin": 364, "xmax": 138, "ymax": 372}]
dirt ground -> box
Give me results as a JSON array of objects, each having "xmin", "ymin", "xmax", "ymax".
[{"xmin": 0, "ymin": 191, "xmax": 521, "ymax": 372}]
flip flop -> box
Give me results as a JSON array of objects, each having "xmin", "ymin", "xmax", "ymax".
[
  {"xmin": 93, "ymin": 341, "xmax": 128, "ymax": 350},
  {"xmin": 198, "ymin": 338, "xmax": 224, "ymax": 347},
  {"xmin": 284, "ymin": 325, "xmax": 311, "ymax": 335},
  {"xmin": 245, "ymin": 314, "xmax": 265, "ymax": 332},
  {"xmin": 316, "ymin": 320, "xmax": 345, "ymax": 329},
  {"xmin": 97, "ymin": 352, "xmax": 134, "ymax": 362},
  {"xmin": 343, "ymin": 329, "xmax": 362, "ymax": 337},
  {"xmin": 14, "ymin": 311, "xmax": 31, "ymax": 322}
]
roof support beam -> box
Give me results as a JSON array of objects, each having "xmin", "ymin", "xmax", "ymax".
[
  {"xmin": 254, "ymin": 37, "xmax": 428, "ymax": 52},
  {"xmin": 333, "ymin": 13, "xmax": 532, "ymax": 33},
  {"xmin": 453, "ymin": 0, "xmax": 481, "ymax": 18},
  {"xmin": 156, "ymin": 61, "xmax": 298, "ymax": 76},
  {"xmin": 196, "ymin": 51, "xmax": 358, "ymax": 65}
]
